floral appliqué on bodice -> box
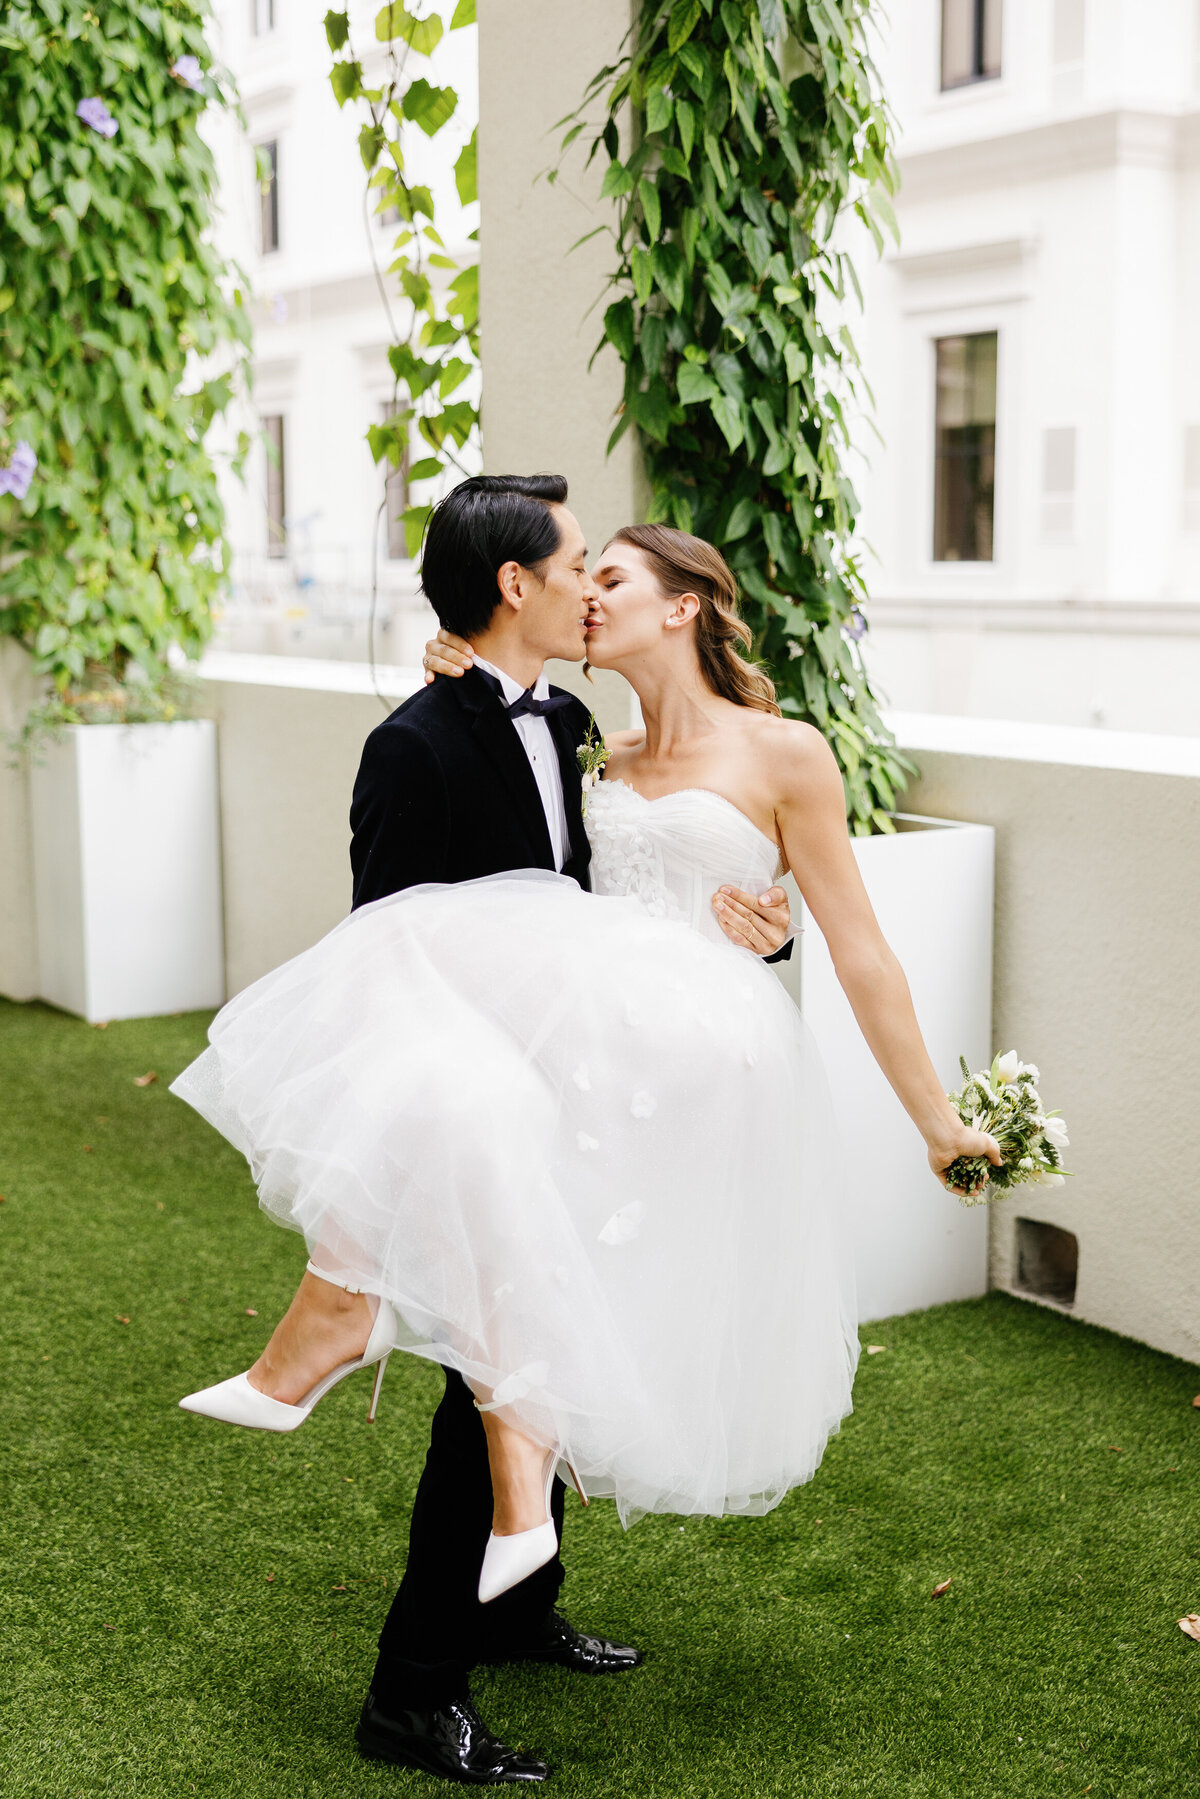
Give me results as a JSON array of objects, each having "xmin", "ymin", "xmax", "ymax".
[{"xmin": 584, "ymin": 778, "xmax": 783, "ymax": 949}]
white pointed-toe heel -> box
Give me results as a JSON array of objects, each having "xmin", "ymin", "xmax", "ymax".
[
  {"xmin": 178, "ymin": 1262, "xmax": 398, "ymax": 1434},
  {"xmin": 477, "ymin": 1446, "xmax": 589, "ymax": 1605}
]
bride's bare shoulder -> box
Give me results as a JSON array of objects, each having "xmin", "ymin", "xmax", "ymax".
[
  {"xmin": 748, "ymin": 714, "xmax": 842, "ymax": 802},
  {"xmin": 603, "ymin": 728, "xmax": 644, "ymax": 750}
]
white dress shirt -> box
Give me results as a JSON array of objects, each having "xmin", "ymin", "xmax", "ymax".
[{"xmin": 472, "ymin": 656, "xmax": 571, "ymax": 873}]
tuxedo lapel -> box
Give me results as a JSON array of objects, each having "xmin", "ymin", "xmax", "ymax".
[
  {"xmin": 549, "ymin": 703, "xmax": 591, "ymax": 875},
  {"xmin": 448, "ymin": 669, "xmax": 555, "ymax": 869}
]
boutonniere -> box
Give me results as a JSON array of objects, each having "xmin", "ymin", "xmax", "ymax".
[{"xmin": 576, "ymin": 717, "xmax": 609, "ymax": 816}]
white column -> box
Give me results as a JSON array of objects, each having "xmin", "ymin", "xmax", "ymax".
[{"xmin": 477, "ymin": 0, "xmax": 642, "ymax": 727}]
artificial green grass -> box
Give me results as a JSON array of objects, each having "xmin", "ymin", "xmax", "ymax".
[{"xmin": 1, "ymin": 996, "xmax": 1197, "ymax": 1798}]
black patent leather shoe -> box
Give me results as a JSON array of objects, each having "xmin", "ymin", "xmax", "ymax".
[
  {"xmin": 356, "ymin": 1688, "xmax": 551, "ymax": 1785},
  {"xmin": 500, "ymin": 1611, "xmax": 643, "ymax": 1675}
]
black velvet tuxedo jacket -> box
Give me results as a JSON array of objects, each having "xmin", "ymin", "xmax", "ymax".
[{"xmin": 350, "ymin": 666, "xmax": 594, "ymax": 909}]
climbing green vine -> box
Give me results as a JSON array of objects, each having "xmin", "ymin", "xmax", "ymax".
[
  {"xmin": 561, "ymin": 0, "xmax": 914, "ymax": 831},
  {"xmin": 0, "ymin": 0, "xmax": 250, "ymax": 733},
  {"xmin": 325, "ymin": 1, "xmax": 479, "ymax": 559}
]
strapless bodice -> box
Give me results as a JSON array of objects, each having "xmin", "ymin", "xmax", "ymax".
[{"xmin": 585, "ymin": 778, "xmax": 782, "ymax": 947}]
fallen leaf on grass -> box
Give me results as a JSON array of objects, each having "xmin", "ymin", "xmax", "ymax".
[
  {"xmin": 133, "ymin": 1071, "xmax": 158, "ymax": 1087},
  {"xmin": 1179, "ymin": 1614, "xmax": 1200, "ymax": 1642},
  {"xmin": 931, "ymin": 1578, "xmax": 953, "ymax": 1598},
  {"xmin": 1109, "ymin": 1445, "xmax": 1123, "ymax": 1453},
  {"xmin": 93, "ymin": 1021, "xmax": 108, "ymax": 1030},
  {"xmin": 244, "ymin": 1307, "xmax": 258, "ymax": 1317},
  {"xmin": 83, "ymin": 1145, "xmax": 93, "ymax": 1153},
  {"xmin": 102, "ymin": 1623, "xmax": 114, "ymax": 1630},
  {"xmin": 331, "ymin": 1584, "xmax": 347, "ymax": 1592},
  {"xmin": 265, "ymin": 1574, "xmax": 275, "ymax": 1584},
  {"xmin": 115, "ymin": 1315, "xmax": 131, "ymax": 1325},
  {"xmin": 0, "ymin": 1195, "xmax": 6, "ymax": 1203},
  {"xmin": 1192, "ymin": 1395, "xmax": 1200, "ymax": 1409},
  {"xmin": 866, "ymin": 1344, "xmax": 887, "ymax": 1355},
  {"xmin": 155, "ymin": 1201, "xmax": 164, "ymax": 1211}
]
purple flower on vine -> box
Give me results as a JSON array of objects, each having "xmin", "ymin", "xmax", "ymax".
[
  {"xmin": 76, "ymin": 96, "xmax": 118, "ymax": 138},
  {"xmin": 171, "ymin": 55, "xmax": 204, "ymax": 92},
  {"xmin": 844, "ymin": 605, "xmax": 867, "ymax": 642},
  {"xmin": 0, "ymin": 441, "xmax": 37, "ymax": 500}
]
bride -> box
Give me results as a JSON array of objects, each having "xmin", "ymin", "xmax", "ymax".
[{"xmin": 173, "ymin": 516, "xmax": 1000, "ymax": 1604}]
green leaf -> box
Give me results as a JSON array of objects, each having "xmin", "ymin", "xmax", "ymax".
[
  {"xmin": 710, "ymin": 393, "xmax": 744, "ymax": 452},
  {"xmin": 645, "ymin": 87, "xmax": 673, "ymax": 134},
  {"xmin": 323, "ymin": 9, "xmax": 349, "ymax": 50},
  {"xmin": 600, "ymin": 161, "xmax": 634, "ymax": 199},
  {"xmin": 449, "ymin": 0, "xmax": 475, "ymax": 24},
  {"xmin": 784, "ymin": 341, "xmax": 807, "ymax": 384},
  {"xmin": 676, "ymin": 362, "xmax": 719, "ymax": 405},
  {"xmin": 454, "ymin": 129, "xmax": 477, "ymax": 205},
  {"xmin": 330, "ymin": 58, "xmax": 362, "ymax": 107},
  {"xmin": 407, "ymin": 456, "xmax": 443, "ymax": 481},
  {"xmin": 680, "ymin": 206, "xmax": 700, "ymax": 268},
  {"xmin": 668, "ymin": 0, "xmax": 702, "ymax": 54},
  {"xmin": 403, "ymin": 503, "xmax": 433, "ymax": 558},
  {"xmin": 604, "ymin": 298, "xmax": 635, "ymax": 362},
  {"xmin": 403, "ymin": 79, "xmax": 457, "ymax": 137},
  {"xmin": 375, "ymin": 4, "xmax": 443, "ymax": 53},
  {"xmin": 358, "ymin": 122, "xmax": 385, "ymax": 169},
  {"xmin": 639, "ymin": 177, "xmax": 662, "ymax": 245},
  {"xmin": 438, "ymin": 357, "xmax": 471, "ymax": 398},
  {"xmin": 675, "ymin": 97, "xmax": 696, "ymax": 161},
  {"xmin": 724, "ymin": 495, "xmax": 758, "ymax": 540},
  {"xmin": 631, "ymin": 246, "xmax": 654, "ymax": 306},
  {"xmin": 651, "ymin": 241, "xmax": 686, "ymax": 313},
  {"xmin": 65, "ymin": 177, "xmax": 90, "ymax": 220}
]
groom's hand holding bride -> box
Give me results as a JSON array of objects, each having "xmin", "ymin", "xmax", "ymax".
[{"xmin": 422, "ymin": 627, "xmax": 794, "ymax": 959}]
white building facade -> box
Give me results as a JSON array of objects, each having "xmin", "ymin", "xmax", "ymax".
[
  {"xmin": 203, "ymin": 0, "xmax": 1199, "ymax": 736},
  {"xmin": 854, "ymin": 0, "xmax": 1200, "ymax": 734},
  {"xmin": 205, "ymin": 0, "xmax": 477, "ymax": 667}
]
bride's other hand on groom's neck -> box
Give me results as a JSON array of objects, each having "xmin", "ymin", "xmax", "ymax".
[{"xmin": 423, "ymin": 502, "xmax": 595, "ymax": 691}]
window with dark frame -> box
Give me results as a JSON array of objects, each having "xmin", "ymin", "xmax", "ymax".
[
  {"xmin": 941, "ymin": 0, "xmax": 1003, "ymax": 89},
  {"xmin": 251, "ymin": 0, "xmax": 275, "ymax": 35},
  {"xmin": 257, "ymin": 140, "xmax": 279, "ymax": 255},
  {"xmin": 381, "ymin": 406, "xmax": 410, "ymax": 560},
  {"xmin": 933, "ymin": 333, "xmax": 997, "ymax": 564},
  {"xmin": 263, "ymin": 414, "xmax": 286, "ymax": 558}
]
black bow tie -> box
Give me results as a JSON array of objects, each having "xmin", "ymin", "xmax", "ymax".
[{"xmin": 475, "ymin": 666, "xmax": 573, "ymax": 721}]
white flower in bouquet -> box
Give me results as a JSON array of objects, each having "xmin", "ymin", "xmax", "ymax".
[{"xmin": 943, "ymin": 1052, "xmax": 1074, "ymax": 1206}]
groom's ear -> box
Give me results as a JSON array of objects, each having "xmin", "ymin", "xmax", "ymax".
[{"xmin": 495, "ymin": 559, "xmax": 527, "ymax": 615}]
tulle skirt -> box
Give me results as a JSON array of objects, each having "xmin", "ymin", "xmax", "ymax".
[{"xmin": 172, "ymin": 871, "xmax": 858, "ymax": 1524}]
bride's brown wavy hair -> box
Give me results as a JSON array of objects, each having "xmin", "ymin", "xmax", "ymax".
[{"xmin": 608, "ymin": 523, "xmax": 781, "ymax": 717}]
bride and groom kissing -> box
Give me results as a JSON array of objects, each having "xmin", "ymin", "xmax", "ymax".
[{"xmin": 172, "ymin": 472, "xmax": 1000, "ymax": 1784}]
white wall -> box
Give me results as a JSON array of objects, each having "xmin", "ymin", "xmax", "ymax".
[{"xmin": 896, "ymin": 711, "xmax": 1200, "ymax": 1366}]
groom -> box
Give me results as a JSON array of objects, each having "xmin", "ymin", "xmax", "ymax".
[{"xmin": 349, "ymin": 473, "xmax": 792, "ymax": 1784}]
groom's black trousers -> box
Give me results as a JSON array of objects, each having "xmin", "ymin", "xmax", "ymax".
[{"xmin": 374, "ymin": 1370, "xmax": 566, "ymax": 1706}]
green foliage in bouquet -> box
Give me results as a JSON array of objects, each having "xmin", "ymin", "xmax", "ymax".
[
  {"xmin": 945, "ymin": 1052, "xmax": 1072, "ymax": 1206},
  {"xmin": 324, "ymin": 1, "xmax": 479, "ymax": 560},
  {"xmin": 0, "ymin": 1, "xmax": 250, "ymax": 736},
  {"xmin": 557, "ymin": 0, "xmax": 914, "ymax": 833}
]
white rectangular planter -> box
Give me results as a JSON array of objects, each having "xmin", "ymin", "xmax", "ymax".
[
  {"xmin": 774, "ymin": 813, "xmax": 995, "ymax": 1323},
  {"xmin": 29, "ymin": 721, "xmax": 225, "ymax": 1023}
]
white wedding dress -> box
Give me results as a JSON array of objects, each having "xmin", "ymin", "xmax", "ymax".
[{"xmin": 172, "ymin": 778, "xmax": 858, "ymax": 1523}]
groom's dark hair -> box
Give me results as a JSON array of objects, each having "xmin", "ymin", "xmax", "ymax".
[{"xmin": 420, "ymin": 473, "xmax": 569, "ymax": 638}]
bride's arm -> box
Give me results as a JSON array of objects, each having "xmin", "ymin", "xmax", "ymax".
[{"xmin": 770, "ymin": 724, "xmax": 1002, "ymax": 1194}]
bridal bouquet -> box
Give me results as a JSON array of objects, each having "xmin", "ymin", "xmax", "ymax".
[{"xmin": 943, "ymin": 1051, "xmax": 1072, "ymax": 1205}]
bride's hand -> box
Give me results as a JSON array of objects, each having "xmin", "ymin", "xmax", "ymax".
[
  {"xmin": 423, "ymin": 628, "xmax": 474, "ymax": 684},
  {"xmin": 712, "ymin": 885, "xmax": 791, "ymax": 957},
  {"xmin": 928, "ymin": 1123, "xmax": 1004, "ymax": 1198}
]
